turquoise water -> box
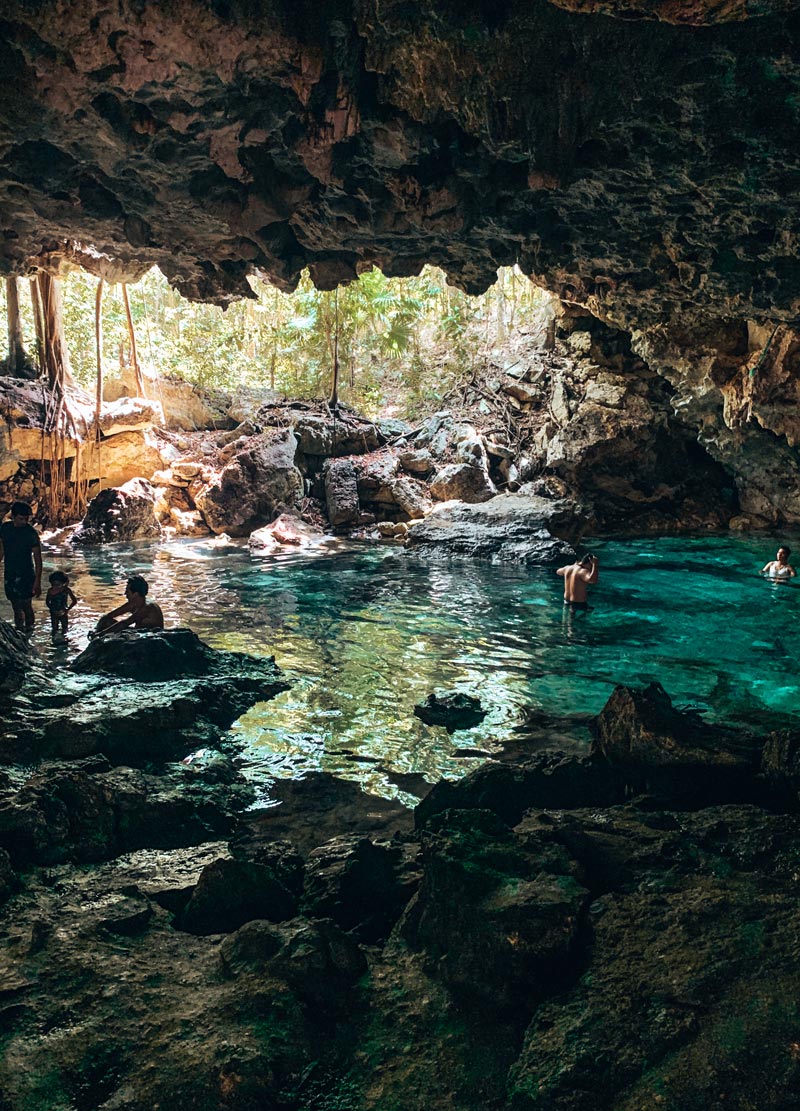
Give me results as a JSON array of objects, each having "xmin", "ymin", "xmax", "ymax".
[{"xmin": 9, "ymin": 532, "xmax": 800, "ymax": 802}]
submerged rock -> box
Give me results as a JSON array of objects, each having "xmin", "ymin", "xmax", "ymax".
[
  {"xmin": 405, "ymin": 492, "xmax": 584, "ymax": 563},
  {"xmin": 413, "ymin": 690, "xmax": 487, "ymax": 732}
]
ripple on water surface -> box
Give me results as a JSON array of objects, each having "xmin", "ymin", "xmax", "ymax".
[{"xmin": 12, "ymin": 531, "xmax": 800, "ymax": 804}]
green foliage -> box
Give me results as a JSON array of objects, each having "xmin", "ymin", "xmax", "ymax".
[{"xmin": 0, "ymin": 265, "xmax": 554, "ymax": 419}]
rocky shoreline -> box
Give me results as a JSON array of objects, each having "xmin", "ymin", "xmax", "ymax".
[{"xmin": 0, "ymin": 626, "xmax": 797, "ymax": 1110}]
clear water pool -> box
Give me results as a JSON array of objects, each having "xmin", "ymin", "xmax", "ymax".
[{"xmin": 9, "ymin": 531, "xmax": 800, "ymax": 802}]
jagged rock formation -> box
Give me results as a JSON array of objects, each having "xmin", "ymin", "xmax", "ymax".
[
  {"xmin": 0, "ymin": 1, "xmax": 799, "ymax": 337},
  {"xmin": 0, "ymin": 682, "xmax": 798, "ymax": 1110}
]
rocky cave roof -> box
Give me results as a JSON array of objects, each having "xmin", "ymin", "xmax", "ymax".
[{"xmin": 1, "ymin": 0, "xmax": 799, "ymax": 330}]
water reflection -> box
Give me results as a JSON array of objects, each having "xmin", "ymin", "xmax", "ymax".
[{"xmin": 6, "ymin": 531, "xmax": 800, "ymax": 801}]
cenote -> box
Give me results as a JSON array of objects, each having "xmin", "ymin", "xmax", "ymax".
[{"xmin": 38, "ymin": 530, "xmax": 800, "ymax": 804}]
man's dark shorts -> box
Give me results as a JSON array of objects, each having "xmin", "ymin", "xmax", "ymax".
[
  {"xmin": 564, "ymin": 600, "xmax": 592, "ymax": 612},
  {"xmin": 4, "ymin": 574, "xmax": 35, "ymax": 605}
]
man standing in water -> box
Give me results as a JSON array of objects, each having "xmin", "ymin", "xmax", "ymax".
[
  {"xmin": 0, "ymin": 501, "xmax": 42, "ymax": 633},
  {"xmin": 557, "ymin": 553, "xmax": 599, "ymax": 610},
  {"xmin": 761, "ymin": 546, "xmax": 796, "ymax": 579}
]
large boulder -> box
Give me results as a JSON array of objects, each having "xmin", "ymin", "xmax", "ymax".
[
  {"xmin": 429, "ymin": 462, "xmax": 495, "ymax": 503},
  {"xmin": 2, "ymin": 630, "xmax": 290, "ymax": 765},
  {"xmin": 398, "ymin": 808, "xmax": 589, "ymax": 1010},
  {"xmin": 194, "ymin": 429, "xmax": 303, "ymax": 536},
  {"xmin": 591, "ymin": 682, "xmax": 763, "ymax": 803},
  {"xmin": 0, "ymin": 759, "xmax": 249, "ymax": 867},
  {"xmin": 71, "ymin": 477, "xmax": 162, "ymax": 545},
  {"xmin": 95, "ymin": 396, "xmax": 164, "ymax": 436},
  {"xmin": 323, "ymin": 457, "xmax": 360, "ymax": 527},
  {"xmin": 292, "ymin": 412, "xmax": 383, "ymax": 458},
  {"xmin": 405, "ymin": 492, "xmax": 583, "ymax": 562},
  {"xmin": 249, "ymin": 511, "xmax": 330, "ymax": 554}
]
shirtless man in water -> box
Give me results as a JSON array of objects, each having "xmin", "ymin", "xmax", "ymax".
[
  {"xmin": 761, "ymin": 546, "xmax": 796, "ymax": 580},
  {"xmin": 91, "ymin": 575, "xmax": 165, "ymax": 638},
  {"xmin": 557, "ymin": 553, "xmax": 599, "ymax": 610}
]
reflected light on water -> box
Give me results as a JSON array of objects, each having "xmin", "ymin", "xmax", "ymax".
[{"xmin": 8, "ymin": 531, "xmax": 800, "ymax": 803}]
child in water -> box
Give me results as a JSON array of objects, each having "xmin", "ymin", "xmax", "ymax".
[{"xmin": 46, "ymin": 570, "xmax": 78, "ymax": 644}]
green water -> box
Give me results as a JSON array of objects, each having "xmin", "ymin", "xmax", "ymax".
[{"xmin": 13, "ymin": 532, "xmax": 800, "ymax": 802}]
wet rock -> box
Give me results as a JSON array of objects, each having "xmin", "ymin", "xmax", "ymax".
[
  {"xmin": 178, "ymin": 857, "xmax": 297, "ymax": 935},
  {"xmin": 71, "ymin": 477, "xmax": 162, "ymax": 545},
  {"xmin": 195, "ymin": 428, "xmax": 303, "ymax": 536},
  {"xmin": 3, "ymin": 631, "xmax": 289, "ymax": 764},
  {"xmin": 398, "ymin": 808, "xmax": 589, "ymax": 1010},
  {"xmin": 240, "ymin": 773, "xmax": 413, "ymax": 857},
  {"xmin": 71, "ymin": 627, "xmax": 219, "ymax": 681},
  {"xmin": 508, "ymin": 807, "xmax": 800, "ymax": 1111},
  {"xmin": 249, "ymin": 511, "xmax": 329, "ymax": 553},
  {"xmin": 416, "ymin": 752, "xmax": 623, "ymax": 830},
  {"xmin": 323, "ymin": 457, "xmax": 359, "ymax": 527},
  {"xmin": 405, "ymin": 492, "xmax": 583, "ymax": 563},
  {"xmin": 413, "ymin": 690, "xmax": 486, "ymax": 732},
  {"xmin": 760, "ymin": 730, "xmax": 800, "ymax": 803},
  {"xmin": 0, "ymin": 621, "xmax": 32, "ymax": 697},
  {"xmin": 301, "ymin": 835, "xmax": 421, "ymax": 943},
  {"xmin": 429, "ymin": 461, "xmax": 495, "ymax": 503},
  {"xmin": 591, "ymin": 682, "xmax": 762, "ymax": 804}
]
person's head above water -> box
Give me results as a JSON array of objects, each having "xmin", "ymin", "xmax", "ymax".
[
  {"xmin": 125, "ymin": 575, "xmax": 149, "ymax": 600},
  {"xmin": 777, "ymin": 546, "xmax": 792, "ymax": 562},
  {"xmin": 579, "ymin": 553, "xmax": 595, "ymax": 567}
]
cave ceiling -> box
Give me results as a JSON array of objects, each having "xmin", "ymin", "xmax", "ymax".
[{"xmin": 1, "ymin": 0, "xmax": 800, "ymax": 331}]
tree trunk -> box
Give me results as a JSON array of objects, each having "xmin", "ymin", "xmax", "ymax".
[
  {"xmin": 121, "ymin": 283, "xmax": 145, "ymax": 394},
  {"xmin": 329, "ymin": 289, "xmax": 340, "ymax": 408},
  {"xmin": 95, "ymin": 278, "xmax": 104, "ymax": 423},
  {"xmin": 35, "ymin": 272, "xmax": 73, "ymax": 393},
  {"xmin": 30, "ymin": 277, "xmax": 45, "ymax": 372},
  {"xmin": 4, "ymin": 276, "xmax": 32, "ymax": 376}
]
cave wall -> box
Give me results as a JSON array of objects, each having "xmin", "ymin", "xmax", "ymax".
[{"xmin": 0, "ymin": 0, "xmax": 799, "ymax": 335}]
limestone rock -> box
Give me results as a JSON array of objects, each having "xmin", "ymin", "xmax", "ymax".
[
  {"xmin": 399, "ymin": 448, "xmax": 435, "ymax": 475},
  {"xmin": 323, "ymin": 457, "xmax": 359, "ymax": 527},
  {"xmin": 429, "ymin": 462, "xmax": 495, "ymax": 503},
  {"xmin": 591, "ymin": 682, "xmax": 762, "ymax": 803},
  {"xmin": 301, "ymin": 836, "xmax": 421, "ymax": 944},
  {"xmin": 194, "ymin": 429, "xmax": 303, "ymax": 536},
  {"xmin": 95, "ymin": 396, "xmax": 164, "ymax": 436},
  {"xmin": 249, "ymin": 511, "xmax": 329, "ymax": 553},
  {"xmin": 71, "ymin": 477, "xmax": 162, "ymax": 545},
  {"xmin": 405, "ymin": 492, "xmax": 583, "ymax": 563},
  {"xmin": 398, "ymin": 808, "xmax": 589, "ymax": 1009}
]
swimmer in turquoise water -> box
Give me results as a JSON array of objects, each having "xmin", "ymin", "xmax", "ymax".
[{"xmin": 761, "ymin": 546, "xmax": 796, "ymax": 580}]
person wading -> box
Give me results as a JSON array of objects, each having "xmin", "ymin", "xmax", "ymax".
[
  {"xmin": 556, "ymin": 553, "xmax": 599, "ymax": 611},
  {"xmin": 0, "ymin": 501, "xmax": 42, "ymax": 633}
]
